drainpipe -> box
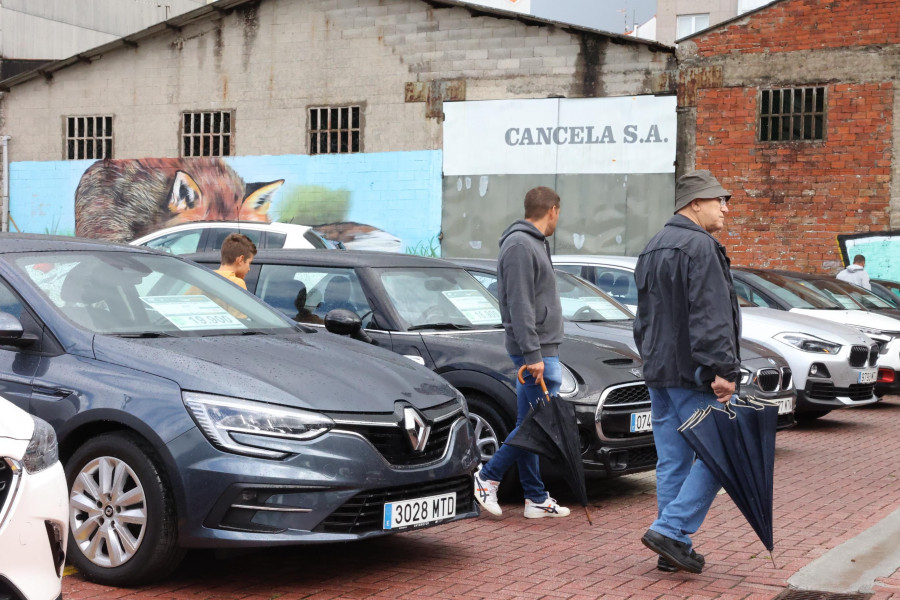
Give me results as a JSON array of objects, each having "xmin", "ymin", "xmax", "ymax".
[{"xmin": 1, "ymin": 136, "xmax": 8, "ymax": 232}]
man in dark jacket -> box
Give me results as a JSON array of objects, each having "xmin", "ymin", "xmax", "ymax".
[
  {"xmin": 633, "ymin": 170, "xmax": 741, "ymax": 574},
  {"xmin": 473, "ymin": 186, "xmax": 570, "ymax": 519}
]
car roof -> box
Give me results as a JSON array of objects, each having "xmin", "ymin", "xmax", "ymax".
[
  {"xmin": 552, "ymin": 254, "xmax": 638, "ymax": 268},
  {"xmin": 188, "ymin": 248, "xmax": 463, "ymax": 269},
  {"xmin": 0, "ymin": 233, "xmax": 156, "ymax": 254},
  {"xmin": 136, "ymin": 221, "xmax": 312, "ymax": 236},
  {"xmin": 446, "ymin": 257, "xmax": 497, "ymax": 270}
]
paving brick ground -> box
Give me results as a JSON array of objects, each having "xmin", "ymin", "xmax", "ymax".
[{"xmin": 63, "ymin": 397, "xmax": 900, "ymax": 600}]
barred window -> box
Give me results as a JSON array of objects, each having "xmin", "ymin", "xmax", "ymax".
[
  {"xmin": 759, "ymin": 87, "xmax": 825, "ymax": 142},
  {"xmin": 182, "ymin": 110, "xmax": 233, "ymax": 157},
  {"xmin": 65, "ymin": 116, "xmax": 113, "ymax": 160},
  {"xmin": 309, "ymin": 106, "xmax": 361, "ymax": 154}
]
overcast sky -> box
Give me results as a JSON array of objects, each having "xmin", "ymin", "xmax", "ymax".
[{"xmin": 532, "ymin": 0, "xmax": 657, "ymax": 33}]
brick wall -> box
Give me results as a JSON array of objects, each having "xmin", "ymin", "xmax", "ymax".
[
  {"xmin": 691, "ymin": 0, "xmax": 900, "ymax": 56},
  {"xmin": 696, "ymin": 82, "xmax": 894, "ymax": 272}
]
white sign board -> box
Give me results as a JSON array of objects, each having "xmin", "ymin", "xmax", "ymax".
[{"xmin": 443, "ymin": 96, "xmax": 677, "ymax": 175}]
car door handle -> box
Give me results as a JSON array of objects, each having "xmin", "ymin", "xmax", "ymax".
[{"xmin": 32, "ymin": 386, "xmax": 71, "ymax": 400}]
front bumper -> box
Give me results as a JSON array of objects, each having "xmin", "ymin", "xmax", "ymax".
[
  {"xmin": 166, "ymin": 415, "xmax": 480, "ymax": 547},
  {"xmin": 0, "ymin": 460, "xmax": 67, "ymax": 600}
]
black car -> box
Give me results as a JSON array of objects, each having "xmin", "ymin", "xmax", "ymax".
[
  {"xmin": 873, "ymin": 279, "xmax": 900, "ymax": 306},
  {"xmin": 0, "ymin": 235, "xmax": 479, "ymax": 587},
  {"xmin": 188, "ymin": 250, "xmax": 659, "ymax": 480},
  {"xmin": 451, "ymin": 258, "xmax": 796, "ymax": 429}
]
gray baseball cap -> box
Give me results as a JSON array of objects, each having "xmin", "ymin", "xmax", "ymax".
[{"xmin": 673, "ymin": 170, "xmax": 731, "ymax": 213}]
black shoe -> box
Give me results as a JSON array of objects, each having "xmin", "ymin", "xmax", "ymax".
[
  {"xmin": 641, "ymin": 530, "xmax": 704, "ymax": 574},
  {"xmin": 657, "ymin": 550, "xmax": 705, "ymax": 573}
]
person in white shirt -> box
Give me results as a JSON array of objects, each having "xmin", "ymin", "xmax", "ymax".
[{"xmin": 836, "ymin": 254, "xmax": 871, "ymax": 290}]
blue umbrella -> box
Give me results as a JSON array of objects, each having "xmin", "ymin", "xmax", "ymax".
[{"xmin": 678, "ymin": 396, "xmax": 778, "ymax": 555}]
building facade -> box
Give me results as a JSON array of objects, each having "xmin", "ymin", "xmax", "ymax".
[
  {"xmin": 675, "ymin": 0, "xmax": 900, "ymax": 277},
  {"xmin": 0, "ymin": 0, "xmax": 676, "ymax": 256},
  {"xmin": 655, "ymin": 0, "xmax": 775, "ymax": 45}
]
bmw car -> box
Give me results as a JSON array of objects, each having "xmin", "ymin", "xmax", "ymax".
[{"xmin": 0, "ymin": 235, "xmax": 479, "ymax": 587}]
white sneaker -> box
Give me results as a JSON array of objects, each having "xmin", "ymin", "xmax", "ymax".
[
  {"xmin": 524, "ymin": 496, "xmax": 571, "ymax": 519},
  {"xmin": 473, "ymin": 467, "xmax": 502, "ymax": 516}
]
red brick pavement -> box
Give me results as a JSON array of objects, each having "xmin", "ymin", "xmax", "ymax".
[{"xmin": 63, "ymin": 397, "xmax": 900, "ymax": 600}]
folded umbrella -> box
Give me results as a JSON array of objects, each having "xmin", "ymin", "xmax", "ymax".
[
  {"xmin": 678, "ymin": 395, "xmax": 778, "ymax": 555},
  {"xmin": 505, "ymin": 365, "xmax": 593, "ymax": 524}
]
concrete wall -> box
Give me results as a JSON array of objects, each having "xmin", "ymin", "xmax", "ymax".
[{"xmin": 676, "ymin": 0, "xmax": 900, "ymax": 273}]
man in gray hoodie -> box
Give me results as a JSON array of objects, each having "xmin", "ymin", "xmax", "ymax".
[
  {"xmin": 473, "ymin": 186, "xmax": 570, "ymax": 519},
  {"xmin": 836, "ymin": 254, "xmax": 871, "ymax": 290}
]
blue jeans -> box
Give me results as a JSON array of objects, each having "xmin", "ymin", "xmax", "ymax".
[
  {"xmin": 480, "ymin": 355, "xmax": 561, "ymax": 503},
  {"xmin": 649, "ymin": 387, "xmax": 723, "ymax": 548}
]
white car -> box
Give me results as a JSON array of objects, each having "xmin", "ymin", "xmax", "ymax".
[
  {"xmin": 130, "ymin": 221, "xmax": 335, "ymax": 255},
  {"xmin": 0, "ymin": 397, "xmax": 68, "ymax": 600},
  {"xmin": 552, "ymin": 255, "xmax": 882, "ymax": 419}
]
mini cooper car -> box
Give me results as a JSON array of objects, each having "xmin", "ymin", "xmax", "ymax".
[
  {"xmin": 188, "ymin": 250, "xmax": 660, "ymax": 480},
  {"xmin": 452, "ymin": 258, "xmax": 796, "ymax": 428},
  {"xmin": 0, "ymin": 396, "xmax": 67, "ymax": 600},
  {"xmin": 0, "ymin": 235, "xmax": 478, "ymax": 587}
]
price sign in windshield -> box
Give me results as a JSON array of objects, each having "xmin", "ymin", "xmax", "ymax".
[
  {"xmin": 141, "ymin": 295, "xmax": 247, "ymax": 331},
  {"xmin": 442, "ymin": 289, "xmax": 501, "ymax": 325}
]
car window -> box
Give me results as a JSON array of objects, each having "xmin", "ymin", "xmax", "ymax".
[
  {"xmin": 377, "ymin": 267, "xmax": 501, "ymax": 329},
  {"xmin": 266, "ymin": 232, "xmax": 287, "ymax": 249},
  {"xmin": 736, "ymin": 271, "xmax": 841, "ymax": 309},
  {"xmin": 733, "ymin": 280, "xmax": 775, "ymax": 308},
  {"xmin": 794, "ymin": 280, "xmax": 863, "ymax": 309},
  {"xmin": 207, "ymin": 227, "xmax": 264, "ymax": 251},
  {"xmin": 142, "ymin": 230, "xmax": 202, "ymax": 255},
  {"xmin": 802, "ymin": 279, "xmax": 892, "ymax": 310},
  {"xmin": 555, "ymin": 271, "xmax": 632, "ymax": 321},
  {"xmin": 256, "ymin": 264, "xmax": 372, "ymax": 326},
  {"xmin": 13, "ymin": 252, "xmax": 293, "ymax": 336},
  {"xmin": 469, "ymin": 272, "xmax": 499, "ymax": 297},
  {"xmin": 0, "ymin": 279, "xmax": 24, "ymax": 319},
  {"xmin": 588, "ymin": 267, "xmax": 638, "ymax": 307},
  {"xmin": 554, "ymin": 264, "xmax": 584, "ymax": 278}
]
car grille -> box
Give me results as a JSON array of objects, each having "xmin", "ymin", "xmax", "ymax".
[
  {"xmin": 0, "ymin": 458, "xmax": 17, "ymax": 528},
  {"xmin": 601, "ymin": 384, "xmax": 650, "ymax": 407},
  {"xmin": 315, "ymin": 475, "xmax": 473, "ymax": 535},
  {"xmin": 849, "ymin": 345, "xmax": 869, "ymax": 368},
  {"xmin": 781, "ymin": 367, "xmax": 793, "ymax": 390},
  {"xmin": 869, "ymin": 345, "xmax": 879, "ymax": 367},
  {"xmin": 625, "ymin": 445, "xmax": 658, "ymax": 469},
  {"xmin": 755, "ymin": 369, "xmax": 781, "ymax": 392},
  {"xmin": 806, "ymin": 382, "xmax": 875, "ymax": 401},
  {"xmin": 335, "ymin": 417, "xmax": 462, "ymax": 467}
]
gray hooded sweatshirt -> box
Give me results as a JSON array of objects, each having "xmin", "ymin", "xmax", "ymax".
[{"xmin": 497, "ymin": 220, "xmax": 564, "ymax": 364}]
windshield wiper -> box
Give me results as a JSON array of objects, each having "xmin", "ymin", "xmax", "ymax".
[
  {"xmin": 407, "ymin": 322, "xmax": 474, "ymax": 331},
  {"xmin": 115, "ymin": 331, "xmax": 175, "ymax": 338}
]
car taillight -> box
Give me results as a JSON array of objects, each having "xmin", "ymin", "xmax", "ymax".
[{"xmin": 878, "ymin": 368, "xmax": 895, "ymax": 383}]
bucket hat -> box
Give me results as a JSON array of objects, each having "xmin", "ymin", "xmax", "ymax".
[{"xmin": 674, "ymin": 170, "xmax": 731, "ymax": 213}]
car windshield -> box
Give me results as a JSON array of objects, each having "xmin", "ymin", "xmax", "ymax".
[
  {"xmin": 555, "ymin": 271, "xmax": 632, "ymax": 321},
  {"xmin": 377, "ymin": 267, "xmax": 502, "ymax": 330},
  {"xmin": 13, "ymin": 251, "xmax": 295, "ymax": 336},
  {"xmin": 737, "ymin": 271, "xmax": 842, "ymax": 309},
  {"xmin": 795, "ymin": 278, "xmax": 894, "ymax": 310}
]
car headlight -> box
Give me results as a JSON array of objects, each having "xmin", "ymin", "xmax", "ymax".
[
  {"xmin": 559, "ymin": 364, "xmax": 578, "ymax": 398},
  {"xmin": 774, "ymin": 333, "xmax": 842, "ymax": 354},
  {"xmin": 183, "ymin": 392, "xmax": 334, "ymax": 459},
  {"xmin": 24, "ymin": 416, "xmax": 59, "ymax": 474},
  {"xmin": 739, "ymin": 368, "xmax": 751, "ymax": 385},
  {"xmin": 456, "ymin": 390, "xmax": 469, "ymax": 418}
]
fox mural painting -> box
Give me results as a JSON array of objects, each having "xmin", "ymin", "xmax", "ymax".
[{"xmin": 74, "ymin": 158, "xmax": 284, "ymax": 243}]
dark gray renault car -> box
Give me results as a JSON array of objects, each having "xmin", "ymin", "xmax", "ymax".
[{"xmin": 0, "ymin": 235, "xmax": 478, "ymax": 587}]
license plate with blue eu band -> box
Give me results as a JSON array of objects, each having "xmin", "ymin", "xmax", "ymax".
[
  {"xmin": 630, "ymin": 411, "xmax": 652, "ymax": 433},
  {"xmin": 383, "ymin": 492, "xmax": 456, "ymax": 530}
]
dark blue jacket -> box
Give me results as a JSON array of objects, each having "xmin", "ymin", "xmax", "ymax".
[{"xmin": 632, "ymin": 215, "xmax": 742, "ymax": 390}]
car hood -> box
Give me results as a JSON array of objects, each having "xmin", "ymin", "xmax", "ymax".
[
  {"xmin": 789, "ymin": 308, "xmax": 900, "ymax": 334},
  {"xmin": 92, "ymin": 332, "xmax": 458, "ymax": 413},
  {"xmin": 742, "ymin": 307, "xmax": 873, "ymax": 346}
]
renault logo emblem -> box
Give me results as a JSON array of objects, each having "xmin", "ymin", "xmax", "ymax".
[{"xmin": 403, "ymin": 407, "xmax": 431, "ymax": 453}]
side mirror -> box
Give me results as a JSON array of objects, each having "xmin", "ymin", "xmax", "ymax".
[
  {"xmin": 0, "ymin": 312, "xmax": 37, "ymax": 348},
  {"xmin": 323, "ymin": 309, "xmax": 375, "ymax": 345}
]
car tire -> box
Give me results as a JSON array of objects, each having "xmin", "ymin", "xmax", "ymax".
[
  {"xmin": 65, "ymin": 432, "xmax": 184, "ymax": 587},
  {"xmin": 796, "ymin": 409, "xmax": 831, "ymax": 421},
  {"xmin": 464, "ymin": 391, "xmax": 522, "ymax": 501}
]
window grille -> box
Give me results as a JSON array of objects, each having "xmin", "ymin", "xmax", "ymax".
[
  {"xmin": 65, "ymin": 116, "xmax": 113, "ymax": 160},
  {"xmin": 308, "ymin": 106, "xmax": 361, "ymax": 154},
  {"xmin": 182, "ymin": 110, "xmax": 233, "ymax": 157},
  {"xmin": 759, "ymin": 87, "xmax": 825, "ymax": 142}
]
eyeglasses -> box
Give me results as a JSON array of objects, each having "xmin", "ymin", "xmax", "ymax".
[{"xmin": 717, "ymin": 197, "xmax": 729, "ymax": 208}]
